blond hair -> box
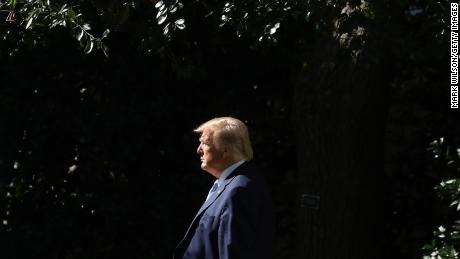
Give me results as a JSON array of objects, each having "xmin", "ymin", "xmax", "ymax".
[{"xmin": 194, "ymin": 117, "xmax": 254, "ymax": 160}]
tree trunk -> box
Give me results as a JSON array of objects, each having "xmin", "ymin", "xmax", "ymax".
[{"xmin": 293, "ymin": 25, "xmax": 388, "ymax": 259}]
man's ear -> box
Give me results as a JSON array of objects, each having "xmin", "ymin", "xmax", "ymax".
[{"xmin": 222, "ymin": 145, "xmax": 231, "ymax": 156}]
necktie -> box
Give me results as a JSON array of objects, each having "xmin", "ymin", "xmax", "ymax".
[{"xmin": 205, "ymin": 181, "xmax": 219, "ymax": 202}]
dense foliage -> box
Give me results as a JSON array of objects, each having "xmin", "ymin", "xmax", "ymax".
[{"xmin": 422, "ymin": 139, "xmax": 460, "ymax": 259}]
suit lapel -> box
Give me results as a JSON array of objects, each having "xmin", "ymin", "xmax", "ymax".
[
  {"xmin": 177, "ymin": 162, "xmax": 249, "ymax": 247},
  {"xmin": 194, "ymin": 161, "xmax": 248, "ymax": 217},
  {"xmin": 196, "ymin": 174, "xmax": 235, "ymax": 215}
]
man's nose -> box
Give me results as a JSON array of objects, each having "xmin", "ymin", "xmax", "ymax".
[{"xmin": 197, "ymin": 144, "xmax": 202, "ymax": 155}]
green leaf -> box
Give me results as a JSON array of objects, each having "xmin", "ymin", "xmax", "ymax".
[
  {"xmin": 77, "ymin": 29, "xmax": 84, "ymax": 41},
  {"xmin": 84, "ymin": 39, "xmax": 94, "ymax": 54},
  {"xmin": 158, "ymin": 15, "xmax": 167, "ymax": 25},
  {"xmin": 163, "ymin": 23, "xmax": 170, "ymax": 35},
  {"xmin": 422, "ymin": 239, "xmax": 436, "ymax": 250},
  {"xmin": 26, "ymin": 18, "xmax": 33, "ymax": 29},
  {"xmin": 59, "ymin": 4, "xmax": 68, "ymax": 14},
  {"xmin": 175, "ymin": 19, "xmax": 185, "ymax": 30},
  {"xmin": 82, "ymin": 23, "xmax": 91, "ymax": 30},
  {"xmin": 68, "ymin": 9, "xmax": 76, "ymax": 21},
  {"xmin": 102, "ymin": 44, "xmax": 109, "ymax": 58},
  {"xmin": 155, "ymin": 1, "xmax": 164, "ymax": 8},
  {"xmin": 102, "ymin": 29, "xmax": 110, "ymax": 39}
]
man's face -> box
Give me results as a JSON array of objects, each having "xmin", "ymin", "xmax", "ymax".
[{"xmin": 197, "ymin": 130, "xmax": 226, "ymax": 176}]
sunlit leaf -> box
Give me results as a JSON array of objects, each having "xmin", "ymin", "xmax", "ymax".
[
  {"xmin": 176, "ymin": 23, "xmax": 185, "ymax": 30},
  {"xmin": 155, "ymin": 1, "xmax": 164, "ymax": 8},
  {"xmin": 102, "ymin": 29, "xmax": 110, "ymax": 39},
  {"xmin": 59, "ymin": 8, "xmax": 68, "ymax": 14},
  {"xmin": 68, "ymin": 165, "xmax": 77, "ymax": 174},
  {"xmin": 102, "ymin": 44, "xmax": 109, "ymax": 58},
  {"xmin": 77, "ymin": 29, "xmax": 84, "ymax": 41},
  {"xmin": 158, "ymin": 15, "xmax": 167, "ymax": 25},
  {"xmin": 156, "ymin": 10, "xmax": 165, "ymax": 18},
  {"xmin": 163, "ymin": 23, "xmax": 169, "ymax": 35},
  {"xmin": 84, "ymin": 39, "xmax": 93, "ymax": 54},
  {"xmin": 270, "ymin": 22, "xmax": 280, "ymax": 35},
  {"xmin": 175, "ymin": 19, "xmax": 185, "ymax": 29},
  {"xmin": 26, "ymin": 18, "xmax": 33, "ymax": 29}
]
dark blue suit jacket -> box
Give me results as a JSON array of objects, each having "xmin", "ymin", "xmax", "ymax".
[{"xmin": 174, "ymin": 161, "xmax": 274, "ymax": 259}]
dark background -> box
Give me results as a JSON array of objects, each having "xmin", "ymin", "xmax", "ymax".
[{"xmin": 0, "ymin": 0, "xmax": 459, "ymax": 258}]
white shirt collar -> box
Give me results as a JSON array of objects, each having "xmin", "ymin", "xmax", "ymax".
[{"xmin": 217, "ymin": 160, "xmax": 245, "ymax": 186}]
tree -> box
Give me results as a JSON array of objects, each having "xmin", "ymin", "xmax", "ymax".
[
  {"xmin": 422, "ymin": 138, "xmax": 460, "ymax": 259},
  {"xmin": 292, "ymin": 2, "xmax": 389, "ymax": 258}
]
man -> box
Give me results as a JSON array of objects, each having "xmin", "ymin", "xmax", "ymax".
[{"xmin": 174, "ymin": 117, "xmax": 275, "ymax": 259}]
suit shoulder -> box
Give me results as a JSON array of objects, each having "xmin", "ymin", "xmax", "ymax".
[
  {"xmin": 231, "ymin": 174, "xmax": 252, "ymax": 186},
  {"xmin": 228, "ymin": 172, "xmax": 269, "ymax": 195}
]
